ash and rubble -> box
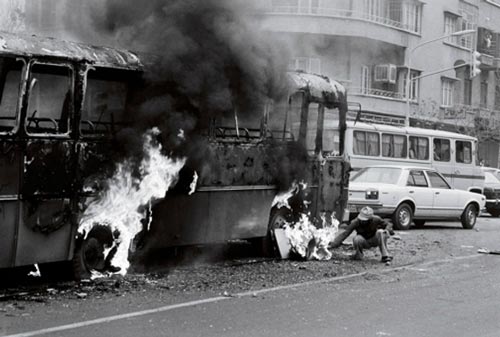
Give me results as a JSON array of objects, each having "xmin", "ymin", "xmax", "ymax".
[{"xmin": 0, "ymin": 229, "xmax": 475, "ymax": 314}]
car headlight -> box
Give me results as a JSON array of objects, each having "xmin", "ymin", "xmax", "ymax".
[{"xmin": 365, "ymin": 189, "xmax": 379, "ymax": 200}]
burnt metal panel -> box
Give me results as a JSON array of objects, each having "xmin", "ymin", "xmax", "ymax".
[
  {"xmin": 0, "ymin": 31, "xmax": 142, "ymax": 71},
  {"xmin": 0, "ymin": 141, "xmax": 20, "ymax": 196},
  {"xmin": 0, "ymin": 201, "xmax": 18, "ymax": 268},
  {"xmin": 22, "ymin": 140, "xmax": 75, "ymax": 196}
]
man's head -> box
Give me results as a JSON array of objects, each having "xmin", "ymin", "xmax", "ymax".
[{"xmin": 357, "ymin": 206, "xmax": 374, "ymax": 223}]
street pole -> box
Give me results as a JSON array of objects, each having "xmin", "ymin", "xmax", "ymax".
[{"xmin": 405, "ymin": 29, "xmax": 476, "ymax": 127}]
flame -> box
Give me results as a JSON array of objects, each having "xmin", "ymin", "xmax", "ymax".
[
  {"xmin": 283, "ymin": 213, "xmax": 339, "ymax": 261},
  {"xmin": 273, "ymin": 181, "xmax": 339, "ymax": 261},
  {"xmin": 78, "ymin": 128, "xmax": 185, "ymax": 276},
  {"xmin": 188, "ymin": 171, "xmax": 198, "ymax": 195}
]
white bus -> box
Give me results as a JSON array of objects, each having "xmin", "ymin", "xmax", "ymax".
[{"xmin": 337, "ymin": 121, "xmax": 484, "ymax": 193}]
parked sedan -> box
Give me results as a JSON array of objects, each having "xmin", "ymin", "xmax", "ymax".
[
  {"xmin": 483, "ymin": 171, "xmax": 500, "ymax": 217},
  {"xmin": 348, "ymin": 166, "xmax": 486, "ymax": 230}
]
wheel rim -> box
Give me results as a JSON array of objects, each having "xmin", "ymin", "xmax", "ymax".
[
  {"xmin": 398, "ymin": 208, "xmax": 411, "ymax": 227},
  {"xmin": 467, "ymin": 207, "xmax": 477, "ymax": 225}
]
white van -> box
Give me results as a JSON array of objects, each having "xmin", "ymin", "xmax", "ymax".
[{"xmin": 320, "ymin": 120, "xmax": 484, "ymax": 194}]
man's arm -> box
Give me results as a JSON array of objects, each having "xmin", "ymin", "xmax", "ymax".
[
  {"xmin": 375, "ymin": 216, "xmax": 394, "ymax": 235},
  {"xmin": 330, "ymin": 221, "xmax": 356, "ymax": 248}
]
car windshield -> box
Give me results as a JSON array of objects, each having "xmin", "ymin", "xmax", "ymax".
[
  {"xmin": 351, "ymin": 167, "xmax": 402, "ymax": 184},
  {"xmin": 485, "ymin": 172, "xmax": 500, "ymax": 184}
]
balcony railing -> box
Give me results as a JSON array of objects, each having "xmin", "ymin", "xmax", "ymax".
[
  {"xmin": 266, "ymin": 5, "xmax": 420, "ymax": 34},
  {"xmin": 347, "ymin": 86, "xmax": 411, "ymax": 101}
]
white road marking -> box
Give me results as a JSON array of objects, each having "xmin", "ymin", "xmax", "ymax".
[{"xmin": 2, "ymin": 254, "xmax": 483, "ymax": 337}]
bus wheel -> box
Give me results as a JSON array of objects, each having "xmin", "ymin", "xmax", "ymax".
[
  {"xmin": 262, "ymin": 208, "xmax": 293, "ymax": 257},
  {"xmin": 73, "ymin": 225, "xmax": 114, "ymax": 280},
  {"xmin": 392, "ymin": 203, "xmax": 412, "ymax": 230},
  {"xmin": 414, "ymin": 220, "xmax": 426, "ymax": 228},
  {"xmin": 461, "ymin": 204, "xmax": 478, "ymax": 229}
]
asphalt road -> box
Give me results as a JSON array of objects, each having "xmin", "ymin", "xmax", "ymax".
[{"xmin": 2, "ymin": 217, "xmax": 500, "ymax": 337}]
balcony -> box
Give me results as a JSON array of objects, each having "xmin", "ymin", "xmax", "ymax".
[{"xmin": 263, "ymin": 3, "xmax": 421, "ymax": 34}]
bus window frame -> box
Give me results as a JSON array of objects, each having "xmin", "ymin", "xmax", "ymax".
[
  {"xmin": 433, "ymin": 138, "xmax": 451, "ymax": 162},
  {"xmin": 24, "ymin": 60, "xmax": 74, "ymax": 138},
  {"xmin": 409, "ymin": 135, "xmax": 429, "ymax": 160},
  {"xmin": 455, "ymin": 140, "xmax": 472, "ymax": 164},
  {"xmin": 0, "ymin": 56, "xmax": 27, "ymax": 136},
  {"xmin": 381, "ymin": 133, "xmax": 407, "ymax": 158},
  {"xmin": 353, "ymin": 130, "xmax": 380, "ymax": 156}
]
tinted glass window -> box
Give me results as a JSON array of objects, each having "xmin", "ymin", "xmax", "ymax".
[
  {"xmin": 0, "ymin": 57, "xmax": 23, "ymax": 133},
  {"xmin": 456, "ymin": 140, "xmax": 472, "ymax": 164},
  {"xmin": 433, "ymin": 138, "xmax": 450, "ymax": 162},
  {"xmin": 26, "ymin": 63, "xmax": 72, "ymax": 135},
  {"xmin": 426, "ymin": 171, "xmax": 450, "ymax": 189},
  {"xmin": 353, "ymin": 131, "xmax": 379, "ymax": 156},
  {"xmin": 382, "ymin": 133, "xmax": 407, "ymax": 158},
  {"xmin": 407, "ymin": 170, "xmax": 428, "ymax": 187},
  {"xmin": 409, "ymin": 136, "xmax": 429, "ymax": 160}
]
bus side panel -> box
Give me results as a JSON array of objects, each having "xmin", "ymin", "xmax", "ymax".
[
  {"xmin": 15, "ymin": 199, "xmax": 73, "ymax": 265},
  {"xmin": 0, "ymin": 141, "xmax": 21, "ymax": 268},
  {"xmin": 0, "ymin": 201, "xmax": 18, "ymax": 268},
  {"xmin": 205, "ymin": 188, "xmax": 275, "ymax": 241}
]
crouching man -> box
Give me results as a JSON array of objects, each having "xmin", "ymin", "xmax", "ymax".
[{"xmin": 331, "ymin": 206, "xmax": 394, "ymax": 263}]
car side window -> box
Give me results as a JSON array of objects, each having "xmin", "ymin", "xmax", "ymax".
[
  {"xmin": 407, "ymin": 170, "xmax": 428, "ymax": 187},
  {"xmin": 426, "ymin": 171, "xmax": 451, "ymax": 189}
]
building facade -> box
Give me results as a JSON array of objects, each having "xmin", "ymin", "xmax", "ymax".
[{"xmin": 258, "ymin": 0, "xmax": 500, "ymax": 167}]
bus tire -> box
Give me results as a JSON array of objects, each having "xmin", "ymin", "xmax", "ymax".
[
  {"xmin": 414, "ymin": 220, "xmax": 426, "ymax": 228},
  {"xmin": 392, "ymin": 203, "xmax": 413, "ymax": 230},
  {"xmin": 262, "ymin": 208, "xmax": 293, "ymax": 257},
  {"xmin": 461, "ymin": 203, "xmax": 478, "ymax": 229},
  {"xmin": 73, "ymin": 225, "xmax": 114, "ymax": 280}
]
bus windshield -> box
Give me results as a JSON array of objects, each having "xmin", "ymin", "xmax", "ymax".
[
  {"xmin": 0, "ymin": 57, "xmax": 23, "ymax": 133},
  {"xmin": 351, "ymin": 167, "xmax": 402, "ymax": 184}
]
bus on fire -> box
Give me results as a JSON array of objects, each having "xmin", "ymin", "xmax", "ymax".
[{"xmin": 0, "ymin": 31, "xmax": 350, "ymax": 278}]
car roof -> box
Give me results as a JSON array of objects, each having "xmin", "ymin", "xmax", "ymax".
[{"xmin": 360, "ymin": 165, "xmax": 434, "ymax": 171}]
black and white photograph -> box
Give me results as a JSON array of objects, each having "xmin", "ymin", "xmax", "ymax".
[{"xmin": 0, "ymin": 1, "xmax": 499, "ymax": 336}]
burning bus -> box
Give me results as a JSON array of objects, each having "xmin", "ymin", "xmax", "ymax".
[{"xmin": 0, "ymin": 31, "xmax": 350, "ymax": 278}]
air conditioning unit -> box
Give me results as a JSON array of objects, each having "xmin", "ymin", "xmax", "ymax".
[{"xmin": 374, "ymin": 64, "xmax": 397, "ymax": 84}]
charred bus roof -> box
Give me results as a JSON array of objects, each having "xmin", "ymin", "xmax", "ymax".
[
  {"xmin": 287, "ymin": 71, "xmax": 346, "ymax": 109},
  {"xmin": 0, "ymin": 31, "xmax": 142, "ymax": 71}
]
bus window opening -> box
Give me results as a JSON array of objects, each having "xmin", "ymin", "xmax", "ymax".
[
  {"xmin": 26, "ymin": 63, "xmax": 72, "ymax": 135},
  {"xmin": 409, "ymin": 136, "xmax": 429, "ymax": 160},
  {"xmin": 456, "ymin": 140, "xmax": 472, "ymax": 164},
  {"xmin": 0, "ymin": 57, "xmax": 23, "ymax": 133},
  {"xmin": 81, "ymin": 67, "xmax": 131, "ymax": 136},
  {"xmin": 353, "ymin": 131, "xmax": 379, "ymax": 156},
  {"xmin": 382, "ymin": 133, "xmax": 406, "ymax": 158}
]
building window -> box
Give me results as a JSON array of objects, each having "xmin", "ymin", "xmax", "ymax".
[
  {"xmin": 401, "ymin": 69, "xmax": 420, "ymax": 101},
  {"xmin": 361, "ymin": 66, "xmax": 370, "ymax": 95},
  {"xmin": 441, "ymin": 78, "xmax": 455, "ymax": 107},
  {"xmin": 463, "ymin": 78, "xmax": 472, "ymax": 106},
  {"xmin": 444, "ymin": 13, "xmax": 459, "ymax": 44},
  {"xmin": 458, "ymin": 1, "xmax": 478, "ymax": 49},
  {"xmin": 363, "ymin": 0, "xmax": 421, "ymax": 33},
  {"xmin": 481, "ymin": 81, "xmax": 488, "ymax": 108},
  {"xmin": 289, "ymin": 57, "xmax": 321, "ymax": 74}
]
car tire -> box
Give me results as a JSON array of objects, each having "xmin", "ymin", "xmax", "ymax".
[
  {"xmin": 461, "ymin": 203, "xmax": 478, "ymax": 229},
  {"xmin": 414, "ymin": 220, "xmax": 426, "ymax": 228},
  {"xmin": 73, "ymin": 225, "xmax": 115, "ymax": 280},
  {"xmin": 392, "ymin": 203, "xmax": 413, "ymax": 230}
]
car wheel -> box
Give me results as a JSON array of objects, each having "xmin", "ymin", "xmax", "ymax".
[
  {"xmin": 73, "ymin": 225, "xmax": 115, "ymax": 280},
  {"xmin": 392, "ymin": 203, "xmax": 413, "ymax": 230},
  {"xmin": 414, "ymin": 220, "xmax": 425, "ymax": 228},
  {"xmin": 488, "ymin": 209, "xmax": 500, "ymax": 217},
  {"xmin": 461, "ymin": 203, "xmax": 478, "ymax": 229}
]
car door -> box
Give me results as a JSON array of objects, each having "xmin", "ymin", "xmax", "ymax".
[
  {"xmin": 425, "ymin": 170, "xmax": 460, "ymax": 218},
  {"xmin": 406, "ymin": 170, "xmax": 433, "ymax": 218}
]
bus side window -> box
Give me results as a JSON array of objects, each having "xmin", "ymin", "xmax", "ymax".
[
  {"xmin": 26, "ymin": 63, "xmax": 73, "ymax": 135},
  {"xmin": 0, "ymin": 57, "xmax": 23, "ymax": 133},
  {"xmin": 433, "ymin": 138, "xmax": 450, "ymax": 162},
  {"xmin": 382, "ymin": 133, "xmax": 406, "ymax": 158},
  {"xmin": 456, "ymin": 140, "xmax": 472, "ymax": 164},
  {"xmin": 353, "ymin": 131, "xmax": 379, "ymax": 156},
  {"xmin": 409, "ymin": 136, "xmax": 429, "ymax": 160}
]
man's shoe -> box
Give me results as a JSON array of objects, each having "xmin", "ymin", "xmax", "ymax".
[{"xmin": 381, "ymin": 256, "xmax": 393, "ymax": 263}]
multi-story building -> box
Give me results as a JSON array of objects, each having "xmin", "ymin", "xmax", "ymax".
[{"xmin": 258, "ymin": 0, "xmax": 500, "ymax": 167}]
